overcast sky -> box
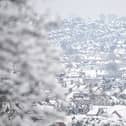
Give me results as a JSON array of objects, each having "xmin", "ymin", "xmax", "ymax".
[{"xmin": 31, "ymin": 0, "xmax": 126, "ymax": 19}]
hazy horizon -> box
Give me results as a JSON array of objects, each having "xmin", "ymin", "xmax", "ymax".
[{"xmin": 30, "ymin": 0, "xmax": 126, "ymax": 19}]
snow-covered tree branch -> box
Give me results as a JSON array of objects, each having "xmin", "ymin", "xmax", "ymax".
[{"xmin": 0, "ymin": 0, "xmax": 65, "ymax": 126}]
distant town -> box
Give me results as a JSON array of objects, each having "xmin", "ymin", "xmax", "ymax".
[{"xmin": 49, "ymin": 16, "xmax": 126, "ymax": 125}]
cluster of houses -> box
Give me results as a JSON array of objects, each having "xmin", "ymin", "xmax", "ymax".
[{"xmin": 49, "ymin": 16, "xmax": 126, "ymax": 125}]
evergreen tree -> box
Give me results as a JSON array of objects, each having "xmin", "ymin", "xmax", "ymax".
[{"xmin": 0, "ymin": 0, "xmax": 65, "ymax": 125}]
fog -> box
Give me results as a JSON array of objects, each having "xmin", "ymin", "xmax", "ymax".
[{"xmin": 30, "ymin": 0, "xmax": 126, "ymax": 18}]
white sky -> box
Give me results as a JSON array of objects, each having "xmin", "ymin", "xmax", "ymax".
[{"xmin": 30, "ymin": 0, "xmax": 126, "ymax": 19}]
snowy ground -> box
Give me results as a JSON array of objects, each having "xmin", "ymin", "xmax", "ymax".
[{"xmin": 65, "ymin": 105, "xmax": 126, "ymax": 126}]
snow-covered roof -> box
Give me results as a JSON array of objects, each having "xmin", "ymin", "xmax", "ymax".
[
  {"xmin": 87, "ymin": 106, "xmax": 103, "ymax": 115},
  {"xmin": 121, "ymin": 89, "xmax": 126, "ymax": 95},
  {"xmin": 87, "ymin": 107, "xmax": 99, "ymax": 115},
  {"xmin": 107, "ymin": 105, "xmax": 126, "ymax": 120}
]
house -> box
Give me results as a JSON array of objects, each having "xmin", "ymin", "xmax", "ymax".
[
  {"xmin": 87, "ymin": 106, "xmax": 105, "ymax": 116},
  {"xmin": 120, "ymin": 89, "xmax": 126, "ymax": 99},
  {"xmin": 90, "ymin": 94, "xmax": 111, "ymax": 106},
  {"xmin": 107, "ymin": 105, "xmax": 126, "ymax": 120},
  {"xmin": 111, "ymin": 111, "xmax": 122, "ymax": 119}
]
